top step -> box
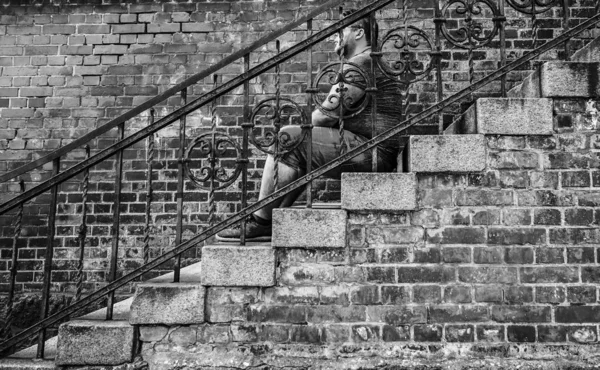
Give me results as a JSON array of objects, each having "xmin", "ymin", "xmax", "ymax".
[{"xmin": 508, "ymin": 62, "xmax": 600, "ymax": 99}]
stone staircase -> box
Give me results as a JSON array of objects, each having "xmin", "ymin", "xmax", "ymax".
[{"xmin": 4, "ymin": 36, "xmax": 600, "ymax": 370}]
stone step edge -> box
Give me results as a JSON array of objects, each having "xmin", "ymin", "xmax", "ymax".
[{"xmin": 445, "ymin": 98, "xmax": 554, "ymax": 136}]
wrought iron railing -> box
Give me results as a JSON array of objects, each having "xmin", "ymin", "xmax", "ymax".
[{"xmin": 0, "ymin": 0, "xmax": 598, "ymax": 358}]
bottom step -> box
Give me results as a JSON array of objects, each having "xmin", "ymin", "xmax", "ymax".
[
  {"xmin": 56, "ymin": 320, "xmax": 135, "ymax": 366},
  {"xmin": 0, "ymin": 359, "xmax": 55, "ymax": 369}
]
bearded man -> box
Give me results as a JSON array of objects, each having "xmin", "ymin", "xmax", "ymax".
[{"xmin": 218, "ymin": 9, "xmax": 403, "ymax": 241}]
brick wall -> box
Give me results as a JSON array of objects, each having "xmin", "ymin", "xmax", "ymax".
[
  {"xmin": 138, "ymin": 117, "xmax": 600, "ymax": 367},
  {"xmin": 0, "ymin": 0, "xmax": 596, "ymax": 317}
]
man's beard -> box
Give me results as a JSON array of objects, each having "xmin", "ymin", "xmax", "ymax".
[{"xmin": 335, "ymin": 43, "xmax": 348, "ymax": 58}]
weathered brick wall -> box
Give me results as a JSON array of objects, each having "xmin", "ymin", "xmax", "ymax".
[
  {"xmin": 139, "ymin": 108, "xmax": 600, "ymax": 368},
  {"xmin": 0, "ymin": 0, "xmax": 596, "ymax": 313}
]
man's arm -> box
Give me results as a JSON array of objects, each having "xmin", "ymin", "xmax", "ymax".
[{"xmin": 312, "ymin": 81, "xmax": 366, "ymax": 127}]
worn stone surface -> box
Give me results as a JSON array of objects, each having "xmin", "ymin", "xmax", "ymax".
[
  {"xmin": 0, "ymin": 359, "xmax": 56, "ymax": 369},
  {"xmin": 56, "ymin": 320, "xmax": 134, "ymax": 366},
  {"xmin": 341, "ymin": 173, "xmax": 417, "ymax": 211},
  {"xmin": 541, "ymin": 62, "xmax": 600, "ymax": 97},
  {"xmin": 139, "ymin": 341, "xmax": 600, "ymax": 369},
  {"xmin": 272, "ymin": 209, "xmax": 347, "ymax": 248},
  {"xmin": 129, "ymin": 283, "xmax": 205, "ymax": 325},
  {"xmin": 466, "ymin": 98, "xmax": 554, "ymax": 135},
  {"xmin": 409, "ymin": 135, "xmax": 486, "ymax": 172},
  {"xmin": 201, "ymin": 245, "xmax": 275, "ymax": 287},
  {"xmin": 507, "ymin": 68, "xmax": 542, "ymax": 98}
]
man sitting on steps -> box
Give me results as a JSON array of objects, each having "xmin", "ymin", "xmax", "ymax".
[{"xmin": 217, "ymin": 9, "xmax": 404, "ymax": 241}]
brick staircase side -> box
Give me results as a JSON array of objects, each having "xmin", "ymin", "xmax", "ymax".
[{"xmin": 106, "ymin": 66, "xmax": 599, "ymax": 369}]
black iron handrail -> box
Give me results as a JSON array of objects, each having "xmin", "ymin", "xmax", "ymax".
[
  {"xmin": 0, "ymin": 0, "xmax": 344, "ymax": 184},
  {"xmin": 0, "ymin": 0, "xmax": 396, "ymax": 216},
  {"xmin": 1, "ymin": 4, "xmax": 599, "ymax": 355}
]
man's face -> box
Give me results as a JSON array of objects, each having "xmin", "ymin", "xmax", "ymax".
[{"xmin": 334, "ymin": 26, "xmax": 362, "ymax": 57}]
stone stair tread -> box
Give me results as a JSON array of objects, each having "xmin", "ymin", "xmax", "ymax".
[
  {"xmin": 508, "ymin": 61, "xmax": 600, "ymax": 98},
  {"xmin": 7, "ymin": 337, "xmax": 57, "ymax": 361},
  {"xmin": 201, "ymin": 245, "xmax": 275, "ymax": 286},
  {"xmin": 8, "ymin": 261, "xmax": 203, "ymax": 361},
  {"xmin": 272, "ymin": 208, "xmax": 347, "ymax": 248},
  {"xmin": 0, "ymin": 358, "xmax": 56, "ymax": 369},
  {"xmin": 451, "ymin": 97, "xmax": 554, "ymax": 135},
  {"xmin": 291, "ymin": 201, "xmax": 341, "ymax": 209}
]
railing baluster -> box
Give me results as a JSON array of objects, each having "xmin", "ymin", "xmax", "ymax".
[
  {"xmin": 4, "ymin": 179, "xmax": 24, "ymax": 349},
  {"xmin": 37, "ymin": 157, "xmax": 60, "ymax": 359},
  {"xmin": 305, "ymin": 19, "xmax": 314, "ymax": 208},
  {"xmin": 499, "ymin": 0, "xmax": 507, "ymax": 97},
  {"xmin": 337, "ymin": 6, "xmax": 347, "ymax": 154},
  {"xmin": 143, "ymin": 110, "xmax": 155, "ymax": 266},
  {"xmin": 208, "ymin": 75, "xmax": 218, "ymax": 226},
  {"xmin": 75, "ymin": 146, "xmax": 90, "ymax": 302},
  {"xmin": 240, "ymin": 54, "xmax": 251, "ymax": 245},
  {"xmin": 106, "ymin": 122, "xmax": 125, "ymax": 321},
  {"xmin": 434, "ymin": 0, "xmax": 444, "ymax": 133},
  {"xmin": 369, "ymin": 10, "xmax": 378, "ymax": 171},
  {"xmin": 273, "ymin": 41, "xmax": 282, "ymax": 191},
  {"xmin": 562, "ymin": 0, "xmax": 570, "ymax": 60},
  {"xmin": 174, "ymin": 90, "xmax": 187, "ymax": 282}
]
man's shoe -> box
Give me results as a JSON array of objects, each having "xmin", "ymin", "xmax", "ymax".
[{"xmin": 216, "ymin": 217, "xmax": 272, "ymax": 242}]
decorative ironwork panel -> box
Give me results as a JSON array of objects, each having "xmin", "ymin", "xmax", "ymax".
[
  {"xmin": 249, "ymin": 97, "xmax": 309, "ymax": 156},
  {"xmin": 506, "ymin": 0, "xmax": 559, "ymax": 15},
  {"xmin": 312, "ymin": 61, "xmax": 372, "ymax": 119},
  {"xmin": 439, "ymin": 0, "xmax": 503, "ymax": 50},
  {"xmin": 375, "ymin": 25, "xmax": 439, "ymax": 84},
  {"xmin": 183, "ymin": 132, "xmax": 244, "ymax": 191}
]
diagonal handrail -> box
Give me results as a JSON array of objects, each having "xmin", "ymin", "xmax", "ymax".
[
  {"xmin": 0, "ymin": 0, "xmax": 344, "ymax": 184},
  {"xmin": 1, "ymin": 7, "xmax": 599, "ymax": 354},
  {"xmin": 0, "ymin": 0, "xmax": 396, "ymax": 216}
]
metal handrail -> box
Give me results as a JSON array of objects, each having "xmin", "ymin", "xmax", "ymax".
[
  {"xmin": 0, "ymin": 0, "xmax": 345, "ymax": 184},
  {"xmin": 1, "ymin": 5, "xmax": 599, "ymax": 355},
  {"xmin": 0, "ymin": 0, "xmax": 396, "ymax": 216}
]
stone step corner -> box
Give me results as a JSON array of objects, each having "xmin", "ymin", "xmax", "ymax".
[
  {"xmin": 272, "ymin": 208, "xmax": 347, "ymax": 248},
  {"xmin": 408, "ymin": 134, "xmax": 486, "ymax": 173},
  {"xmin": 341, "ymin": 172, "xmax": 417, "ymax": 211},
  {"xmin": 457, "ymin": 97, "xmax": 554, "ymax": 136},
  {"xmin": 201, "ymin": 244, "xmax": 275, "ymax": 287},
  {"xmin": 542, "ymin": 61, "xmax": 600, "ymax": 98},
  {"xmin": 56, "ymin": 320, "xmax": 135, "ymax": 366},
  {"xmin": 129, "ymin": 282, "xmax": 205, "ymax": 325},
  {"xmin": 508, "ymin": 61, "xmax": 600, "ymax": 99}
]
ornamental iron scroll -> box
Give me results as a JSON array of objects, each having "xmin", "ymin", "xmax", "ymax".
[
  {"xmin": 506, "ymin": 0, "xmax": 559, "ymax": 15},
  {"xmin": 375, "ymin": 25, "xmax": 439, "ymax": 84},
  {"xmin": 439, "ymin": 0, "xmax": 503, "ymax": 50},
  {"xmin": 249, "ymin": 97, "xmax": 309, "ymax": 156},
  {"xmin": 183, "ymin": 132, "xmax": 244, "ymax": 191},
  {"xmin": 312, "ymin": 60, "xmax": 372, "ymax": 120}
]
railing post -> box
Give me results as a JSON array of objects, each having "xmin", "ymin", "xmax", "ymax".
[
  {"xmin": 499, "ymin": 0, "xmax": 508, "ymax": 97},
  {"xmin": 143, "ymin": 109, "xmax": 155, "ymax": 266},
  {"xmin": 240, "ymin": 54, "xmax": 251, "ymax": 245},
  {"xmin": 37, "ymin": 157, "xmax": 60, "ymax": 359},
  {"xmin": 75, "ymin": 146, "xmax": 90, "ymax": 302},
  {"xmin": 434, "ymin": 0, "xmax": 445, "ymax": 133},
  {"xmin": 174, "ymin": 90, "xmax": 187, "ymax": 282},
  {"xmin": 305, "ymin": 19, "xmax": 314, "ymax": 208},
  {"xmin": 562, "ymin": 0, "xmax": 571, "ymax": 60},
  {"xmin": 4, "ymin": 179, "xmax": 24, "ymax": 349},
  {"xmin": 208, "ymin": 75, "xmax": 218, "ymax": 226},
  {"xmin": 369, "ymin": 10, "xmax": 378, "ymax": 171},
  {"xmin": 106, "ymin": 122, "xmax": 125, "ymax": 321}
]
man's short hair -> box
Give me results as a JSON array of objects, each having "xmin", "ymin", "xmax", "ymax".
[{"xmin": 342, "ymin": 9, "xmax": 379, "ymax": 46}]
